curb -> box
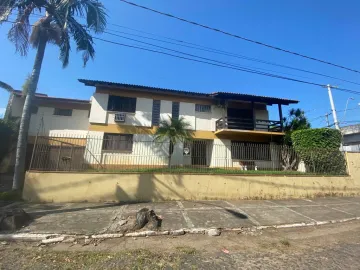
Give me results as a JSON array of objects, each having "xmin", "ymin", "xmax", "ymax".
[{"xmin": 1, "ymin": 216, "xmax": 360, "ymax": 242}]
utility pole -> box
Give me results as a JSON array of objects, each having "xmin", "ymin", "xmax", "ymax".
[
  {"xmin": 325, "ymin": 113, "xmax": 330, "ymax": 127},
  {"xmin": 327, "ymin": 84, "xmax": 340, "ymax": 130}
]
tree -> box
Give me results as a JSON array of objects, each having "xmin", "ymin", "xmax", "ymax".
[
  {"xmin": 0, "ymin": 80, "xmax": 15, "ymax": 121},
  {"xmin": 0, "ymin": 0, "xmax": 107, "ymax": 190},
  {"xmin": 283, "ymin": 108, "xmax": 311, "ymax": 146},
  {"xmin": 154, "ymin": 116, "xmax": 194, "ymax": 168},
  {"xmin": 281, "ymin": 108, "xmax": 310, "ymax": 171}
]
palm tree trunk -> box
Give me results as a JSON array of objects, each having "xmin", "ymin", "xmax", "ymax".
[
  {"xmin": 168, "ymin": 155, "xmax": 172, "ymax": 169},
  {"xmin": 12, "ymin": 34, "xmax": 47, "ymax": 190}
]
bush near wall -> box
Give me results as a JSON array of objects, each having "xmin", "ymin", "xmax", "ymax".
[
  {"xmin": 291, "ymin": 128, "xmax": 347, "ymax": 175},
  {"xmin": 0, "ymin": 119, "xmax": 17, "ymax": 166}
]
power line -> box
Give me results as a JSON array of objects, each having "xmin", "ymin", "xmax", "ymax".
[
  {"xmin": 93, "ymin": 36, "xmax": 360, "ymax": 95},
  {"xmin": 119, "ymin": 0, "xmax": 360, "ymax": 74},
  {"xmin": 6, "ymin": 8, "xmax": 360, "ymax": 86},
  {"xmin": 104, "ymin": 28, "xmax": 360, "ymax": 86},
  {"xmin": 3, "ymin": 18, "xmax": 360, "ymax": 96},
  {"xmin": 103, "ymin": 31, "xmax": 319, "ymax": 81}
]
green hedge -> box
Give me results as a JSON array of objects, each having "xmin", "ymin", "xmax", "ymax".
[
  {"xmin": 291, "ymin": 128, "xmax": 346, "ymax": 175},
  {"xmin": 0, "ymin": 119, "xmax": 16, "ymax": 165}
]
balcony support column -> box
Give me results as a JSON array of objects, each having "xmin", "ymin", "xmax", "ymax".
[
  {"xmin": 251, "ymin": 101, "xmax": 256, "ymax": 130},
  {"xmin": 278, "ymin": 104, "xmax": 284, "ymax": 132}
]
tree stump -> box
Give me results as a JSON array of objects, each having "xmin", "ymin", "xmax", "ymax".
[{"xmin": 0, "ymin": 208, "xmax": 32, "ymax": 231}]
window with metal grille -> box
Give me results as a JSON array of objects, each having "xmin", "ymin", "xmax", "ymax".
[
  {"xmin": 152, "ymin": 100, "xmax": 161, "ymax": 126},
  {"xmin": 102, "ymin": 133, "xmax": 133, "ymax": 152},
  {"xmin": 231, "ymin": 141, "xmax": 271, "ymax": 161},
  {"xmin": 172, "ymin": 102, "xmax": 179, "ymax": 120},
  {"xmin": 107, "ymin": 95, "xmax": 136, "ymax": 113},
  {"xmin": 53, "ymin": 108, "xmax": 72, "ymax": 116},
  {"xmin": 195, "ymin": 104, "xmax": 211, "ymax": 113}
]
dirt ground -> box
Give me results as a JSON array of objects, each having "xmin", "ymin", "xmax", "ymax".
[{"xmin": 1, "ymin": 221, "xmax": 360, "ymax": 269}]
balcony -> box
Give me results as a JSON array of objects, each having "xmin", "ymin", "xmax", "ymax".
[{"xmin": 215, "ymin": 117, "xmax": 283, "ymax": 135}]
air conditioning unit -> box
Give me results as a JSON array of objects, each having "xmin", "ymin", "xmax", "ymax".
[{"xmin": 114, "ymin": 112, "xmax": 126, "ymax": 122}]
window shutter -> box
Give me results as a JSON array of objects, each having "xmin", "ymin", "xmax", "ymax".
[
  {"xmin": 172, "ymin": 102, "xmax": 179, "ymax": 120},
  {"xmin": 152, "ymin": 100, "xmax": 161, "ymax": 126}
]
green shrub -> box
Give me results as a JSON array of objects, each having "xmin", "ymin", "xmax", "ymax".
[
  {"xmin": 291, "ymin": 129, "xmax": 346, "ymax": 175},
  {"xmin": 0, "ymin": 119, "xmax": 17, "ymax": 165},
  {"xmin": 0, "ymin": 190, "xmax": 22, "ymax": 201}
]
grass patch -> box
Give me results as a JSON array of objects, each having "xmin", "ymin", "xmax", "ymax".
[
  {"xmin": 280, "ymin": 239, "xmax": 291, "ymax": 247},
  {"xmin": 0, "ymin": 248, "xmax": 199, "ymax": 270},
  {"xmin": 0, "ymin": 190, "xmax": 22, "ymax": 201},
  {"xmin": 176, "ymin": 246, "xmax": 197, "ymax": 255},
  {"xmin": 83, "ymin": 166, "xmax": 346, "ymax": 176}
]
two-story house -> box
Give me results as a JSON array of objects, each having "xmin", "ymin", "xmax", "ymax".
[{"xmin": 79, "ymin": 79, "xmax": 298, "ymax": 170}]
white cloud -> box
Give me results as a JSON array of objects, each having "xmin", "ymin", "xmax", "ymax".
[{"xmin": 0, "ymin": 108, "xmax": 6, "ymax": 119}]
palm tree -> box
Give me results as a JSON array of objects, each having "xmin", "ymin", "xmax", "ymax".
[
  {"xmin": 154, "ymin": 116, "xmax": 194, "ymax": 168},
  {"xmin": 0, "ymin": 0, "xmax": 107, "ymax": 190},
  {"xmin": 0, "ymin": 80, "xmax": 15, "ymax": 121}
]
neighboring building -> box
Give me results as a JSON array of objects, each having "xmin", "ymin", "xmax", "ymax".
[
  {"xmin": 342, "ymin": 124, "xmax": 360, "ymax": 152},
  {"xmin": 2, "ymin": 90, "xmax": 90, "ymax": 172},
  {"xmin": 78, "ymin": 79, "xmax": 298, "ymax": 170}
]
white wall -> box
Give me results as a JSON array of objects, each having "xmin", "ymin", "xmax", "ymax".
[
  {"xmin": 28, "ymin": 107, "xmax": 89, "ymax": 136},
  {"xmin": 179, "ymin": 102, "xmax": 195, "ymax": 130},
  {"xmin": 195, "ymin": 111, "xmax": 212, "ymax": 131},
  {"xmin": 89, "ymin": 93, "xmax": 108, "ymax": 124},
  {"xmin": 160, "ymin": 100, "xmax": 172, "ymax": 123},
  {"xmin": 106, "ymin": 97, "xmax": 152, "ymax": 127},
  {"xmin": 10, "ymin": 95, "xmax": 24, "ymax": 117},
  {"xmin": 210, "ymin": 139, "xmax": 232, "ymax": 167},
  {"xmin": 211, "ymin": 106, "xmax": 225, "ymax": 131},
  {"xmin": 255, "ymin": 109, "xmax": 269, "ymax": 131},
  {"xmin": 84, "ymin": 133, "xmax": 170, "ymax": 166}
]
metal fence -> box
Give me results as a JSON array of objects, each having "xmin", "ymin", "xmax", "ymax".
[{"xmin": 29, "ymin": 135, "xmax": 348, "ymax": 175}]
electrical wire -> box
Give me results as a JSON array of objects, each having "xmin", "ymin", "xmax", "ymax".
[
  {"xmin": 119, "ymin": 0, "xmax": 360, "ymax": 74},
  {"xmin": 4, "ymin": 7, "xmax": 360, "ymax": 86},
  {"xmin": 3, "ymin": 18, "xmax": 360, "ymax": 96}
]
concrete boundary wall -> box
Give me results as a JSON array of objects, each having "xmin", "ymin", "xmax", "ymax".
[{"xmin": 23, "ymin": 152, "xmax": 360, "ymax": 203}]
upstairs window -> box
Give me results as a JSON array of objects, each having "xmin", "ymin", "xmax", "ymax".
[
  {"xmin": 102, "ymin": 133, "xmax": 133, "ymax": 152},
  {"xmin": 108, "ymin": 95, "xmax": 136, "ymax": 113},
  {"xmin": 172, "ymin": 102, "xmax": 179, "ymax": 120},
  {"xmin": 195, "ymin": 104, "xmax": 211, "ymax": 113},
  {"xmin": 152, "ymin": 100, "xmax": 161, "ymax": 126},
  {"xmin": 54, "ymin": 108, "xmax": 72, "ymax": 116}
]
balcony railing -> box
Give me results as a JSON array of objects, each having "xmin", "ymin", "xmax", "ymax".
[{"xmin": 215, "ymin": 117, "xmax": 283, "ymax": 132}]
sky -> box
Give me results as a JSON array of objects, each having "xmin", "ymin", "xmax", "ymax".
[{"xmin": 1, "ymin": 0, "xmax": 360, "ymax": 127}]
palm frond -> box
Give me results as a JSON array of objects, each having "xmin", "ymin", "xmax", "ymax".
[
  {"xmin": 67, "ymin": 16, "xmax": 94, "ymax": 66},
  {"xmin": 7, "ymin": 8, "xmax": 31, "ymax": 56},
  {"xmin": 0, "ymin": 0, "xmax": 18, "ymax": 22},
  {"xmin": 154, "ymin": 116, "xmax": 194, "ymax": 143},
  {"xmin": 0, "ymin": 80, "xmax": 14, "ymax": 93},
  {"xmin": 60, "ymin": 0, "xmax": 107, "ymax": 33},
  {"xmin": 59, "ymin": 30, "xmax": 70, "ymax": 67}
]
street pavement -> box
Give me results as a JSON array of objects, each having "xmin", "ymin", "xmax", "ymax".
[{"xmin": 2, "ymin": 196, "xmax": 360, "ymax": 235}]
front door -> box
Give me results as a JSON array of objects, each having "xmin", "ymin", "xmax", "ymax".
[{"xmin": 191, "ymin": 141, "xmax": 207, "ymax": 166}]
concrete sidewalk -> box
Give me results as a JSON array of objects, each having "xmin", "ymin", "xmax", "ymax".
[{"xmin": 2, "ymin": 197, "xmax": 360, "ymax": 235}]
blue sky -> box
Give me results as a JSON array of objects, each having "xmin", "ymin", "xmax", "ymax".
[{"xmin": 1, "ymin": 0, "xmax": 360, "ymax": 126}]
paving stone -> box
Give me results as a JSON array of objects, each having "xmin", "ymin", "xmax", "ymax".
[
  {"xmin": 180, "ymin": 200, "xmax": 230, "ymax": 209},
  {"xmin": 310, "ymin": 197, "xmax": 346, "ymax": 205},
  {"xmin": 324, "ymin": 204, "xmax": 360, "ymax": 216},
  {"xmin": 125, "ymin": 201, "xmax": 180, "ymax": 212},
  {"xmin": 186, "ymin": 209, "xmax": 254, "ymax": 228},
  {"xmin": 268, "ymin": 199, "xmax": 319, "ymax": 207},
  {"xmin": 244, "ymin": 207, "xmax": 312, "ymax": 225},
  {"xmin": 336, "ymin": 197, "xmax": 360, "ymax": 204},
  {"xmin": 227, "ymin": 200, "xmax": 275, "ymax": 208},
  {"xmin": 288, "ymin": 206, "xmax": 354, "ymax": 222},
  {"xmin": 19, "ymin": 208, "xmax": 116, "ymax": 234}
]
